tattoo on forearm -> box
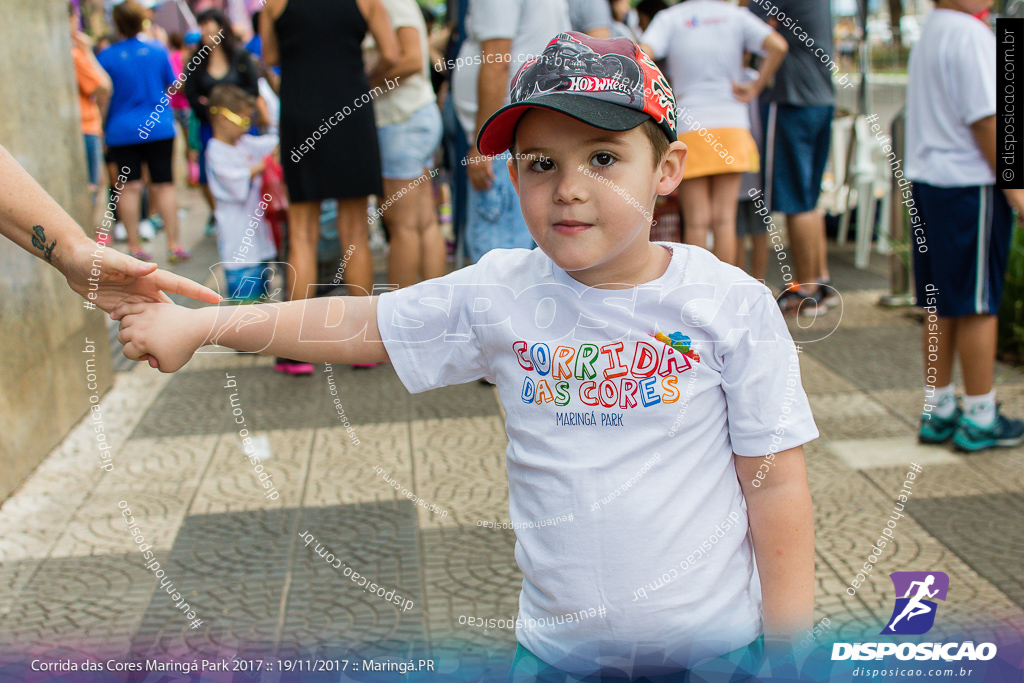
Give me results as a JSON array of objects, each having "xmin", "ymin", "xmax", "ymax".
[{"xmin": 31, "ymin": 225, "xmax": 56, "ymax": 263}]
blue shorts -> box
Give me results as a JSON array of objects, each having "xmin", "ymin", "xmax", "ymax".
[
  {"xmin": 761, "ymin": 103, "xmax": 833, "ymax": 215},
  {"xmin": 506, "ymin": 644, "xmax": 688, "ymax": 683},
  {"xmin": 378, "ymin": 102, "xmax": 443, "ymax": 179},
  {"xmin": 506, "ymin": 636, "xmax": 765, "ymax": 682},
  {"xmin": 911, "ymin": 182, "xmax": 1013, "ymax": 317}
]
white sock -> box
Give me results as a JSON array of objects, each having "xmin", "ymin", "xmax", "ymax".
[
  {"xmin": 928, "ymin": 384, "xmax": 956, "ymax": 419},
  {"xmin": 963, "ymin": 390, "xmax": 996, "ymax": 427}
]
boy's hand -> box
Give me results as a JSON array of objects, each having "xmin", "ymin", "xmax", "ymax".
[
  {"xmin": 251, "ymin": 160, "xmax": 266, "ymax": 179},
  {"xmin": 112, "ymin": 302, "xmax": 209, "ymax": 372}
]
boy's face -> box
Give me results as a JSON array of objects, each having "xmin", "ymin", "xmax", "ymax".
[
  {"xmin": 212, "ymin": 105, "xmax": 253, "ymax": 143},
  {"xmin": 508, "ymin": 109, "xmax": 686, "ymax": 286}
]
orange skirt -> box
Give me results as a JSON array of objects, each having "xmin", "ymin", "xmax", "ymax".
[{"xmin": 678, "ymin": 127, "xmax": 759, "ymax": 179}]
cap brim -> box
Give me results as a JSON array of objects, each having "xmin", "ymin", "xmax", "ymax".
[{"xmin": 477, "ymin": 93, "xmax": 650, "ymax": 157}]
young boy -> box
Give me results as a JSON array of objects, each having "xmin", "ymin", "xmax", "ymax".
[
  {"xmin": 904, "ymin": 0, "xmax": 1024, "ymax": 451},
  {"xmin": 205, "ymin": 83, "xmax": 279, "ymax": 303},
  {"xmin": 114, "ymin": 33, "xmax": 817, "ymax": 679}
]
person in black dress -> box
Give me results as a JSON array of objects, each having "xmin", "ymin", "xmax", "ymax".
[{"xmin": 261, "ymin": 0, "xmax": 398, "ymax": 374}]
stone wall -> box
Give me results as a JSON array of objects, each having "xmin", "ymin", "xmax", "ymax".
[{"xmin": 0, "ymin": 0, "xmax": 112, "ymax": 500}]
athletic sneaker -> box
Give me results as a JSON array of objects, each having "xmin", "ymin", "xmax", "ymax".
[
  {"xmin": 274, "ymin": 358, "xmax": 315, "ymax": 376},
  {"xmin": 778, "ymin": 284, "xmax": 827, "ymax": 317},
  {"xmin": 919, "ymin": 405, "xmax": 961, "ymax": 444},
  {"xmin": 168, "ymin": 246, "xmax": 192, "ymax": 263},
  {"xmin": 139, "ymin": 218, "xmax": 156, "ymax": 241},
  {"xmin": 798, "ymin": 287, "xmax": 829, "ymax": 317},
  {"xmin": 818, "ymin": 278, "xmax": 840, "ymax": 306},
  {"xmin": 952, "ymin": 405, "xmax": 1024, "ymax": 452}
]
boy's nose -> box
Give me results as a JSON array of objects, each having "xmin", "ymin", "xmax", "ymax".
[{"xmin": 553, "ymin": 168, "xmax": 589, "ymax": 204}]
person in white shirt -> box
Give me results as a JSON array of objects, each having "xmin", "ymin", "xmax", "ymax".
[
  {"xmin": 641, "ymin": 0, "xmax": 787, "ymax": 266},
  {"xmin": 454, "ymin": 0, "xmax": 571, "ymax": 262},
  {"xmin": 204, "ymin": 84, "xmax": 279, "ymax": 305},
  {"xmin": 113, "ymin": 33, "xmax": 817, "ymax": 679},
  {"xmin": 365, "ymin": 0, "xmax": 445, "ymax": 291},
  {"xmin": 905, "ymin": 0, "xmax": 1024, "ymax": 452}
]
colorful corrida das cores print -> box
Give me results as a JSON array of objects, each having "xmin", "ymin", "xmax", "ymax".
[{"xmin": 515, "ymin": 332, "xmax": 700, "ymax": 409}]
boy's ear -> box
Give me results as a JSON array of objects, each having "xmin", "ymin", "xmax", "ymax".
[
  {"xmin": 507, "ymin": 156, "xmax": 520, "ymax": 196},
  {"xmin": 656, "ymin": 141, "xmax": 687, "ymax": 196}
]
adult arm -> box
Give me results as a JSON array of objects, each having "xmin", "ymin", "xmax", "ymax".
[
  {"xmin": 571, "ymin": 0, "xmax": 612, "ymax": 39},
  {"xmin": 0, "ymin": 145, "xmax": 221, "ymax": 312},
  {"xmin": 260, "ymin": 0, "xmax": 284, "ymax": 68},
  {"xmin": 183, "ymin": 56, "xmax": 205, "ymax": 114},
  {"xmin": 733, "ymin": 30, "xmax": 788, "ymax": 103},
  {"xmin": 371, "ymin": 26, "xmax": 424, "ymax": 87},
  {"xmin": 466, "ymin": 37, "xmax": 512, "ymax": 191},
  {"xmin": 735, "ymin": 446, "xmax": 815, "ymax": 641},
  {"xmin": 112, "ymin": 295, "xmax": 389, "ymax": 371},
  {"xmin": 358, "ymin": 0, "xmax": 400, "ymax": 80},
  {"xmin": 73, "ymin": 42, "xmax": 113, "ymax": 121},
  {"xmin": 73, "ymin": 36, "xmax": 112, "ymax": 98},
  {"xmin": 971, "ymin": 114, "xmax": 1024, "ymax": 214}
]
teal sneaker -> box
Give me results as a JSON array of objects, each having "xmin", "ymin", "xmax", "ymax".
[
  {"xmin": 952, "ymin": 405, "xmax": 1024, "ymax": 452},
  {"xmin": 919, "ymin": 406, "xmax": 961, "ymax": 444}
]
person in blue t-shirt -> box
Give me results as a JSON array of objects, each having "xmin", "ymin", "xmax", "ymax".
[{"xmin": 98, "ymin": 0, "xmax": 190, "ymax": 264}]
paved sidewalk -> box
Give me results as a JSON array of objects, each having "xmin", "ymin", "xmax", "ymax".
[{"xmin": 1, "ymin": 211, "xmax": 1023, "ymax": 680}]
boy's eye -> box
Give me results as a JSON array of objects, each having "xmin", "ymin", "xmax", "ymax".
[
  {"xmin": 591, "ymin": 153, "xmax": 615, "ymax": 167},
  {"xmin": 530, "ymin": 157, "xmax": 555, "ymax": 172}
]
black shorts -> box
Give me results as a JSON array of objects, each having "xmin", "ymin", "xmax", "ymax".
[
  {"xmin": 107, "ymin": 136, "xmax": 175, "ymax": 183},
  {"xmin": 911, "ymin": 182, "xmax": 1012, "ymax": 317}
]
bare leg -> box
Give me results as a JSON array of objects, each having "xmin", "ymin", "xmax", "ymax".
[
  {"xmin": 286, "ymin": 201, "xmax": 322, "ymax": 301},
  {"xmin": 119, "ymin": 180, "xmax": 144, "ymax": 253},
  {"xmin": 679, "ymin": 177, "xmax": 712, "ymax": 252},
  {"xmin": 955, "ymin": 314, "xmax": 998, "ymax": 396},
  {"xmin": 200, "ymin": 184, "xmax": 216, "ymax": 213},
  {"xmin": 384, "ymin": 177, "xmax": 425, "ymax": 288},
  {"xmin": 818, "ymin": 214, "xmax": 830, "ymax": 281},
  {"xmin": 418, "ymin": 179, "xmax": 446, "ymax": 282},
  {"xmin": 785, "ymin": 209, "xmax": 825, "ymax": 292},
  {"xmin": 750, "ymin": 232, "xmax": 768, "ymax": 281},
  {"xmin": 336, "ymin": 197, "xmax": 373, "ymax": 296},
  {"xmin": 149, "ymin": 182, "xmax": 180, "ymax": 252},
  {"xmin": 709, "ymin": 173, "xmax": 742, "ymax": 265},
  {"xmin": 924, "ymin": 317, "xmax": 957, "ymax": 391}
]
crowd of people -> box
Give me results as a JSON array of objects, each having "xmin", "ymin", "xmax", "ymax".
[
  {"xmin": 53, "ymin": 0, "xmax": 1024, "ymax": 444},
  {"xmin": 64, "ymin": 0, "xmax": 840, "ymax": 367},
  {"xmin": 35, "ymin": 0, "xmax": 1017, "ymax": 444}
]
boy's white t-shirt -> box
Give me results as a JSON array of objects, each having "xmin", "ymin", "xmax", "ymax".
[
  {"xmin": 206, "ymin": 134, "xmax": 280, "ymax": 270},
  {"xmin": 905, "ymin": 9, "xmax": 996, "ymax": 187},
  {"xmin": 641, "ymin": 1, "xmax": 772, "ymax": 131},
  {"xmin": 377, "ymin": 244, "xmax": 818, "ymax": 677}
]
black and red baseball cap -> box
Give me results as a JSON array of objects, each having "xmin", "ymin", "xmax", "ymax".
[{"xmin": 476, "ymin": 31, "xmax": 678, "ymax": 157}]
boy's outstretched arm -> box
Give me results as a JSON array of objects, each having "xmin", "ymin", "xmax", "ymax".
[
  {"xmin": 112, "ymin": 297, "xmax": 389, "ymax": 372},
  {"xmin": 735, "ymin": 447, "xmax": 815, "ymax": 642}
]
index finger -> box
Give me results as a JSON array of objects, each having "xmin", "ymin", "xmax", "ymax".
[{"xmin": 148, "ymin": 268, "xmax": 222, "ymax": 305}]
